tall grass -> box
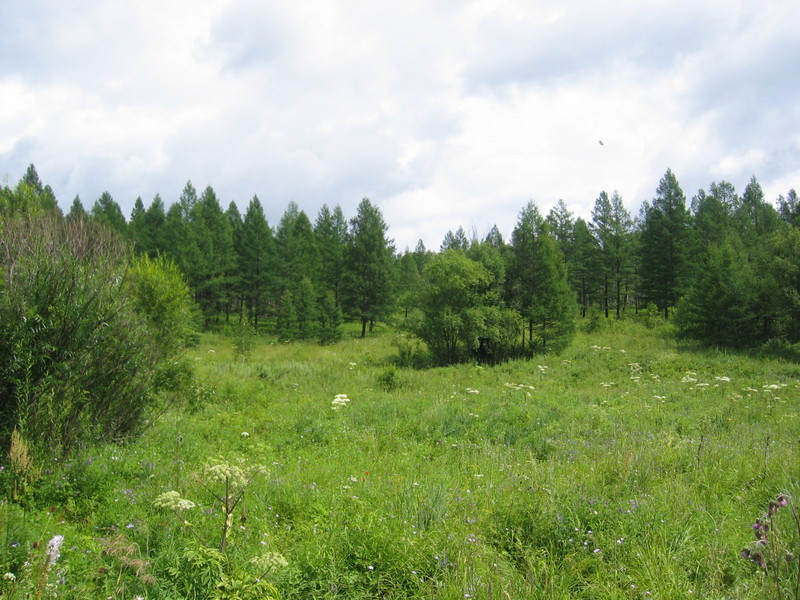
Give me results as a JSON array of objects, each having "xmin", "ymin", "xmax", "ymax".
[{"xmin": 2, "ymin": 319, "xmax": 798, "ymax": 598}]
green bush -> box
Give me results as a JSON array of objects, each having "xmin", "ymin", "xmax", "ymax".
[{"xmin": 0, "ymin": 214, "xmax": 196, "ymax": 459}]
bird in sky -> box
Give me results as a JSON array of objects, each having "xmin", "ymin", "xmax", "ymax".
[{"xmin": 598, "ymin": 140, "xmax": 604, "ymax": 146}]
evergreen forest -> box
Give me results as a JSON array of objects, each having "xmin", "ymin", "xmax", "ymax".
[{"xmin": 2, "ymin": 164, "xmax": 800, "ymax": 599}]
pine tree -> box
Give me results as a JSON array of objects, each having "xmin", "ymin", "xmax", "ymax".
[
  {"xmin": 570, "ymin": 218, "xmax": 601, "ymax": 318},
  {"xmin": 128, "ymin": 197, "xmax": 147, "ymax": 250},
  {"xmin": 638, "ymin": 169, "xmax": 691, "ymax": 318},
  {"xmin": 341, "ymin": 198, "xmax": 394, "ymax": 337},
  {"xmin": 440, "ymin": 226, "xmax": 469, "ymax": 252},
  {"xmin": 591, "ymin": 191, "xmax": 633, "ymax": 318},
  {"xmin": 675, "ymin": 236, "xmax": 761, "ymax": 346},
  {"xmin": 546, "ymin": 199, "xmax": 575, "ymax": 259},
  {"xmin": 777, "ymin": 189, "xmax": 800, "ymax": 227},
  {"xmin": 191, "ymin": 186, "xmax": 235, "ymax": 324},
  {"xmin": 508, "ymin": 201, "xmax": 575, "ymax": 353},
  {"xmin": 142, "ymin": 195, "xmax": 167, "ymax": 257},
  {"xmin": 314, "ymin": 204, "xmax": 348, "ymax": 306},
  {"xmin": 91, "ymin": 192, "xmax": 127, "ymax": 235},
  {"xmin": 66, "ymin": 196, "xmax": 87, "ymax": 222},
  {"xmin": 238, "ymin": 196, "xmax": 274, "ymax": 329}
]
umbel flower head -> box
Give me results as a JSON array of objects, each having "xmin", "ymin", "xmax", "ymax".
[
  {"xmin": 203, "ymin": 459, "xmax": 268, "ymax": 488},
  {"xmin": 250, "ymin": 551, "xmax": 289, "ymax": 572},
  {"xmin": 153, "ymin": 491, "xmax": 196, "ymax": 511},
  {"xmin": 331, "ymin": 394, "xmax": 350, "ymax": 410}
]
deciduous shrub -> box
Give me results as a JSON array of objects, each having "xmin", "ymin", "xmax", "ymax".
[{"xmin": 0, "ymin": 214, "xmax": 195, "ymax": 459}]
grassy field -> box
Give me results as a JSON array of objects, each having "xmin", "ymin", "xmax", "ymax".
[{"xmin": 3, "ymin": 319, "xmax": 799, "ymax": 599}]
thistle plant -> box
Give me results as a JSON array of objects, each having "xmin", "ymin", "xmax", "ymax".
[{"xmin": 742, "ymin": 493, "xmax": 799, "ymax": 598}]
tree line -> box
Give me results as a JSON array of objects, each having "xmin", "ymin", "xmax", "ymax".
[{"xmin": 3, "ymin": 164, "xmax": 800, "ymax": 363}]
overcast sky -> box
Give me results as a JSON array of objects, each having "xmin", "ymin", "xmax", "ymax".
[{"xmin": 2, "ymin": 0, "xmax": 799, "ymax": 250}]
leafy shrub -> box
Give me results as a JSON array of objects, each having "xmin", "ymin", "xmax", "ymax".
[
  {"xmin": 376, "ymin": 365, "xmax": 401, "ymax": 391},
  {"xmin": 0, "ymin": 214, "xmax": 196, "ymax": 459}
]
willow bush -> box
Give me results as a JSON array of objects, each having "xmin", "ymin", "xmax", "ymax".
[{"xmin": 0, "ymin": 214, "xmax": 195, "ymax": 459}]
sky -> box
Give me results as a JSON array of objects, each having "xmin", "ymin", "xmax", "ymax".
[{"xmin": 2, "ymin": 0, "xmax": 799, "ymax": 251}]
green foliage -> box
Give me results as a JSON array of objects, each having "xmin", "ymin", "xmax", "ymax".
[
  {"xmin": 276, "ymin": 289, "xmax": 298, "ymax": 342},
  {"xmin": 639, "ymin": 169, "xmax": 691, "ymax": 318},
  {"xmin": 232, "ymin": 315, "xmax": 257, "ymax": 361},
  {"xmin": 0, "ymin": 214, "xmax": 196, "ymax": 459},
  {"xmin": 414, "ymin": 250, "xmax": 517, "ymax": 365},
  {"xmin": 317, "ymin": 291, "xmax": 342, "ymax": 345},
  {"xmin": 675, "ymin": 237, "xmax": 762, "ymax": 346},
  {"xmin": 341, "ymin": 198, "xmax": 394, "ymax": 337},
  {"xmin": 509, "ymin": 203, "xmax": 576, "ymax": 353},
  {"xmin": 2, "ymin": 322, "xmax": 799, "ymax": 598}
]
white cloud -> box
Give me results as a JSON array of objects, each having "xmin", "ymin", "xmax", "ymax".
[{"xmin": 1, "ymin": 0, "xmax": 799, "ymax": 248}]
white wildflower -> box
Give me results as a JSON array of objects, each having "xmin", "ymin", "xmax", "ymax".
[
  {"xmin": 241, "ymin": 431, "xmax": 250, "ymax": 438},
  {"xmin": 205, "ymin": 462, "xmax": 252, "ymax": 487},
  {"xmin": 3, "ymin": 572, "xmax": 15, "ymax": 582},
  {"xmin": 153, "ymin": 491, "xmax": 196, "ymax": 511},
  {"xmin": 46, "ymin": 534, "xmax": 64, "ymax": 567},
  {"xmin": 250, "ymin": 551, "xmax": 288, "ymax": 572},
  {"xmin": 715, "ymin": 376, "xmax": 731, "ymax": 382},
  {"xmin": 332, "ymin": 394, "xmax": 350, "ymax": 409}
]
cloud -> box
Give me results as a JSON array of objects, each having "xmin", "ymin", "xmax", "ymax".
[{"xmin": 1, "ymin": 0, "xmax": 799, "ymax": 249}]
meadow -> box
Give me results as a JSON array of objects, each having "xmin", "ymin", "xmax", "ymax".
[{"xmin": 2, "ymin": 318, "xmax": 799, "ymax": 599}]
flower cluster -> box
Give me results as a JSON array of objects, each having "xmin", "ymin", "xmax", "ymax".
[
  {"xmin": 204, "ymin": 459, "xmax": 269, "ymax": 487},
  {"xmin": 153, "ymin": 491, "xmax": 196, "ymax": 511},
  {"xmin": 742, "ymin": 494, "xmax": 793, "ymax": 570},
  {"xmin": 250, "ymin": 551, "xmax": 289, "ymax": 572},
  {"xmin": 332, "ymin": 394, "xmax": 350, "ymax": 409},
  {"xmin": 46, "ymin": 534, "xmax": 64, "ymax": 567}
]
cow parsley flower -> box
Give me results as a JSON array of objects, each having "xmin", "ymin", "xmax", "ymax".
[
  {"xmin": 332, "ymin": 394, "xmax": 350, "ymax": 409},
  {"xmin": 153, "ymin": 491, "xmax": 196, "ymax": 511}
]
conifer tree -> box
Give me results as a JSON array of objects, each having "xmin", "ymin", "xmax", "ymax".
[
  {"xmin": 508, "ymin": 201, "xmax": 575, "ymax": 352},
  {"xmin": 569, "ymin": 218, "xmax": 601, "ymax": 317},
  {"xmin": 238, "ymin": 196, "xmax": 274, "ymax": 329},
  {"xmin": 91, "ymin": 191, "xmax": 127, "ymax": 235},
  {"xmin": 66, "ymin": 196, "xmax": 87, "ymax": 222},
  {"xmin": 638, "ymin": 169, "xmax": 691, "ymax": 318},
  {"xmin": 341, "ymin": 198, "xmax": 394, "ymax": 337},
  {"xmin": 591, "ymin": 191, "xmax": 633, "ymax": 318},
  {"xmin": 314, "ymin": 204, "xmax": 348, "ymax": 305}
]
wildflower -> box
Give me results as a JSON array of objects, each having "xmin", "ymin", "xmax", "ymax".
[
  {"xmin": 715, "ymin": 376, "xmax": 731, "ymax": 382},
  {"xmin": 46, "ymin": 534, "xmax": 64, "ymax": 567},
  {"xmin": 3, "ymin": 572, "xmax": 15, "ymax": 582},
  {"xmin": 332, "ymin": 394, "xmax": 350, "ymax": 409},
  {"xmin": 466, "ymin": 388, "xmax": 480, "ymax": 394},
  {"xmin": 153, "ymin": 491, "xmax": 196, "ymax": 511},
  {"xmin": 250, "ymin": 551, "xmax": 288, "ymax": 572},
  {"xmin": 241, "ymin": 431, "xmax": 250, "ymax": 438},
  {"xmin": 205, "ymin": 462, "xmax": 254, "ymax": 488}
]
